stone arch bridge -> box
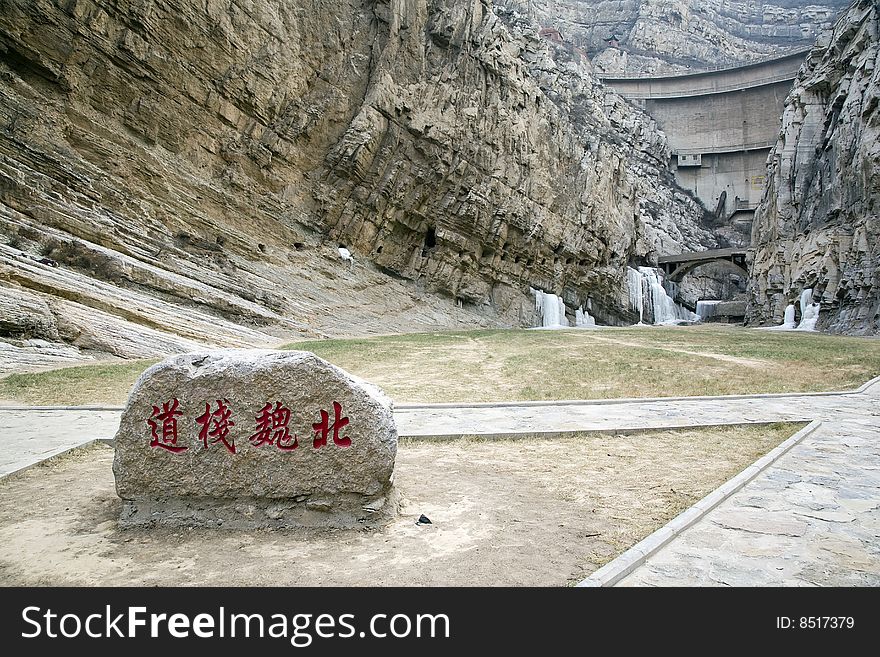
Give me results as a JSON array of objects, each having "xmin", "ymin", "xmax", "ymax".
[{"xmin": 658, "ymin": 248, "xmax": 748, "ymax": 283}]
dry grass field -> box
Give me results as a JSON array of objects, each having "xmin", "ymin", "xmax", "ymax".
[{"xmin": 2, "ymin": 325, "xmax": 876, "ymax": 406}]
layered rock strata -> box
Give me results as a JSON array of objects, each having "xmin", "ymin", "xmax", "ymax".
[
  {"xmin": 1, "ymin": 0, "xmax": 715, "ymax": 369},
  {"xmin": 522, "ymin": 0, "xmax": 850, "ymax": 75},
  {"xmin": 747, "ymin": 0, "xmax": 880, "ymax": 335}
]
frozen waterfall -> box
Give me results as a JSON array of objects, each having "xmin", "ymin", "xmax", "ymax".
[
  {"xmin": 627, "ymin": 267, "xmax": 645, "ymax": 324},
  {"xmin": 797, "ymin": 304, "xmax": 820, "ymax": 331},
  {"xmin": 800, "ymin": 289, "xmax": 813, "ymax": 317},
  {"xmin": 576, "ymin": 307, "xmax": 596, "ymax": 327},
  {"xmin": 627, "ymin": 267, "xmax": 698, "ymax": 325},
  {"xmin": 768, "ymin": 291, "xmax": 818, "ymax": 331},
  {"xmin": 795, "ymin": 288, "xmax": 822, "ymax": 331},
  {"xmin": 532, "ymin": 289, "xmax": 569, "ymax": 328},
  {"xmin": 765, "ymin": 302, "xmax": 802, "ymax": 331},
  {"xmin": 531, "ymin": 289, "xmax": 598, "ymax": 328},
  {"xmin": 795, "ymin": 289, "xmax": 820, "ymax": 331}
]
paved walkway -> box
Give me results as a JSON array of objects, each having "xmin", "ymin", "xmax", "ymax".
[
  {"xmin": 581, "ymin": 378, "xmax": 880, "ymax": 586},
  {"xmin": 394, "ymin": 388, "xmax": 871, "ymax": 437},
  {"xmin": 0, "ymin": 378, "xmax": 877, "ymax": 586},
  {"xmin": 0, "ymin": 408, "xmax": 121, "ymax": 477},
  {"xmin": 617, "ymin": 413, "xmax": 880, "ymax": 586},
  {"xmin": 0, "ymin": 386, "xmax": 864, "ymax": 476}
]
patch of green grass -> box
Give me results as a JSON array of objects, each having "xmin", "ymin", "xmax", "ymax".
[{"xmin": 596, "ymin": 325, "xmax": 880, "ymax": 392}]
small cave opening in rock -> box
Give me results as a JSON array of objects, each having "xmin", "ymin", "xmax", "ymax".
[{"xmin": 421, "ymin": 227, "xmax": 437, "ymax": 257}]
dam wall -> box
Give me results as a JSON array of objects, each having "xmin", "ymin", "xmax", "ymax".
[{"xmin": 601, "ymin": 50, "xmax": 809, "ymax": 238}]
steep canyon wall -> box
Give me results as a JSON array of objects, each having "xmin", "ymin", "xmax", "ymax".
[
  {"xmin": 0, "ymin": 0, "xmax": 715, "ymax": 368},
  {"xmin": 747, "ymin": 0, "xmax": 880, "ymax": 335}
]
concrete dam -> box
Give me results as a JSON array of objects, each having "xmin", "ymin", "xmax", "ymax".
[{"xmin": 601, "ymin": 50, "xmax": 810, "ymax": 240}]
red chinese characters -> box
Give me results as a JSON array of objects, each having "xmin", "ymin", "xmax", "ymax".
[
  {"xmin": 147, "ymin": 398, "xmax": 187, "ymax": 453},
  {"xmin": 312, "ymin": 401, "xmax": 351, "ymax": 448},
  {"xmin": 146, "ymin": 398, "xmax": 353, "ymax": 454},
  {"xmin": 249, "ymin": 401, "xmax": 298, "ymax": 450},
  {"xmin": 196, "ymin": 399, "xmax": 237, "ymax": 454}
]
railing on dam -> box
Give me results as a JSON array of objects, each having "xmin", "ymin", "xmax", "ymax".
[
  {"xmin": 597, "ymin": 48, "xmax": 811, "ymax": 81},
  {"xmin": 599, "ymin": 49, "xmax": 810, "ymax": 100},
  {"xmin": 609, "ymin": 73, "xmax": 799, "ymax": 99},
  {"xmin": 674, "ymin": 140, "xmax": 778, "ymax": 156}
]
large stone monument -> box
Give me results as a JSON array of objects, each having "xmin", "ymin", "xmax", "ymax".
[{"xmin": 113, "ymin": 350, "xmax": 398, "ymax": 528}]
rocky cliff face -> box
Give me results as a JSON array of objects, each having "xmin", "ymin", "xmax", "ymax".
[
  {"xmin": 320, "ymin": 3, "xmax": 716, "ymax": 319},
  {"xmin": 747, "ymin": 0, "xmax": 879, "ymax": 335},
  {"xmin": 0, "ymin": 0, "xmax": 714, "ymax": 369},
  {"xmin": 522, "ymin": 0, "xmax": 850, "ymax": 75}
]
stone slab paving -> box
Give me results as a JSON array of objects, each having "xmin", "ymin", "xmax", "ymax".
[
  {"xmin": 0, "ymin": 389, "xmax": 846, "ymax": 476},
  {"xmin": 608, "ymin": 381, "xmax": 880, "ymax": 586},
  {"xmin": 0, "ymin": 383, "xmax": 876, "ymax": 476},
  {"xmin": 0, "ymin": 409, "xmax": 121, "ymax": 476},
  {"xmin": 393, "ymin": 387, "xmax": 874, "ymax": 438},
  {"xmin": 616, "ymin": 415, "xmax": 880, "ymax": 586}
]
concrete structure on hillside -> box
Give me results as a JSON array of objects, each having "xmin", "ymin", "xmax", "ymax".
[{"xmin": 601, "ymin": 50, "xmax": 809, "ymax": 237}]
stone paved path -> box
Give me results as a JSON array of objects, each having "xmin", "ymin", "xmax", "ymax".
[
  {"xmin": 0, "ymin": 388, "xmax": 861, "ymax": 476},
  {"xmin": 0, "ymin": 378, "xmax": 877, "ymax": 586},
  {"xmin": 616, "ymin": 388, "xmax": 880, "ymax": 586},
  {"xmin": 393, "ymin": 388, "xmax": 873, "ymax": 438},
  {"xmin": 0, "ymin": 408, "xmax": 121, "ymax": 477}
]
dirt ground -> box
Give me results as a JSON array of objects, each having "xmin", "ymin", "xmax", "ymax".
[{"xmin": 0, "ymin": 425, "xmax": 794, "ymax": 586}]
